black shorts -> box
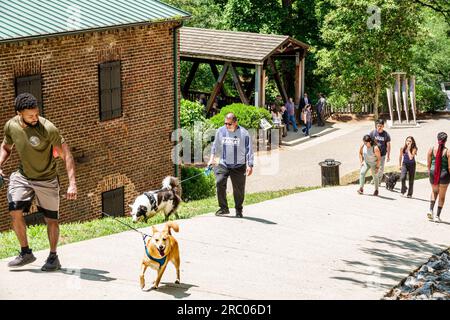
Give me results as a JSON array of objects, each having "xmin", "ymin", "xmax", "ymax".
[{"xmin": 429, "ymin": 170, "xmax": 450, "ymax": 185}]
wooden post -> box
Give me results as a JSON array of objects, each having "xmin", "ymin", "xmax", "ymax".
[
  {"xmin": 230, "ymin": 64, "xmax": 250, "ymax": 105},
  {"xmin": 268, "ymin": 57, "xmax": 288, "ymax": 103},
  {"xmin": 261, "ymin": 67, "xmax": 266, "ymax": 107},
  {"xmin": 207, "ymin": 63, "xmax": 230, "ymax": 113},
  {"xmin": 182, "ymin": 62, "xmax": 199, "ymax": 99},
  {"xmin": 255, "ymin": 64, "xmax": 262, "ymax": 107},
  {"xmin": 294, "ymin": 52, "xmax": 302, "ymax": 106},
  {"xmin": 210, "ymin": 64, "xmax": 227, "ymax": 98},
  {"xmin": 301, "ymin": 56, "xmax": 305, "ymax": 96}
]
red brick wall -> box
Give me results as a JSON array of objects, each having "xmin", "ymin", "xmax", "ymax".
[{"xmin": 0, "ymin": 22, "xmax": 181, "ymax": 231}]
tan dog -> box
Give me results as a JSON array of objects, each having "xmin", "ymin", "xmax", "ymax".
[{"xmin": 140, "ymin": 221, "xmax": 180, "ymax": 290}]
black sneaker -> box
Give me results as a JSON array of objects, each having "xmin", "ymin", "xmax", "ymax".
[
  {"xmin": 236, "ymin": 210, "xmax": 243, "ymax": 218},
  {"xmin": 41, "ymin": 254, "xmax": 61, "ymax": 272},
  {"xmin": 215, "ymin": 208, "xmax": 230, "ymax": 216},
  {"xmin": 7, "ymin": 251, "xmax": 36, "ymax": 268}
]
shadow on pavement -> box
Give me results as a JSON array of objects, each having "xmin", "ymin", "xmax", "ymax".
[
  {"xmin": 376, "ymin": 195, "xmax": 396, "ymax": 201},
  {"xmin": 10, "ymin": 267, "xmax": 117, "ymax": 282},
  {"xmin": 281, "ymin": 124, "xmax": 339, "ymax": 146},
  {"xmin": 143, "ymin": 282, "xmax": 198, "ymax": 299},
  {"xmin": 331, "ymin": 236, "xmax": 448, "ymax": 290},
  {"xmin": 219, "ymin": 215, "xmax": 277, "ymax": 225}
]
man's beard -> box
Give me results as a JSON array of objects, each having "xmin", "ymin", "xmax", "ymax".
[{"xmin": 22, "ymin": 118, "xmax": 39, "ymax": 128}]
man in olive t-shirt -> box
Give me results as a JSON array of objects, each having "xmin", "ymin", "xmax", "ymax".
[{"xmin": 0, "ymin": 93, "xmax": 77, "ymax": 271}]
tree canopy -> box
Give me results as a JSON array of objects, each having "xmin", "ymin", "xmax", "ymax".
[{"xmin": 167, "ymin": 0, "xmax": 449, "ymax": 112}]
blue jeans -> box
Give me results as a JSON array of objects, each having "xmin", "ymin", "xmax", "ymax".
[
  {"xmin": 287, "ymin": 114, "xmax": 298, "ymax": 131},
  {"xmin": 302, "ymin": 121, "xmax": 312, "ymax": 135}
]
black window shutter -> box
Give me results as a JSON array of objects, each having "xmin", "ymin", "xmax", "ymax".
[
  {"xmin": 99, "ymin": 61, "xmax": 121, "ymax": 121},
  {"xmin": 102, "ymin": 187, "xmax": 125, "ymax": 217}
]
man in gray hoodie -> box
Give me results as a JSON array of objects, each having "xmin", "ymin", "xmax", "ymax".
[{"xmin": 207, "ymin": 113, "xmax": 254, "ymax": 218}]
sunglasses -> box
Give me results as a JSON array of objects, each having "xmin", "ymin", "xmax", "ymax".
[{"xmin": 224, "ymin": 122, "xmax": 234, "ymax": 126}]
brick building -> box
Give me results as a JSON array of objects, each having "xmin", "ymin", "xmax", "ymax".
[{"xmin": 0, "ymin": 0, "xmax": 189, "ymax": 231}]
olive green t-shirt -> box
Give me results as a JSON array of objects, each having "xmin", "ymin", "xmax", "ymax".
[{"xmin": 3, "ymin": 115, "xmax": 65, "ymax": 180}]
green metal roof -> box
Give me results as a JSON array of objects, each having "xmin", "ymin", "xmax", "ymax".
[{"xmin": 0, "ymin": 0, "xmax": 190, "ymax": 42}]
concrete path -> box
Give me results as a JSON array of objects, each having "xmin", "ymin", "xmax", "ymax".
[
  {"xmin": 1, "ymin": 179, "xmax": 449, "ymax": 300},
  {"xmin": 248, "ymin": 116, "xmax": 450, "ymax": 192}
]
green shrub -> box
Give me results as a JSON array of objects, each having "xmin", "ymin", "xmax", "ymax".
[
  {"xmin": 327, "ymin": 93, "xmax": 349, "ymax": 112},
  {"xmin": 416, "ymin": 83, "xmax": 447, "ymax": 113},
  {"xmin": 180, "ymin": 99, "xmax": 206, "ymax": 128},
  {"xmin": 180, "ymin": 166, "xmax": 216, "ymax": 201},
  {"xmin": 209, "ymin": 103, "xmax": 272, "ymax": 129}
]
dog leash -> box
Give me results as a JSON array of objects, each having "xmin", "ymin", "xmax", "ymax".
[
  {"xmin": 148, "ymin": 166, "xmax": 213, "ymax": 194},
  {"xmin": 179, "ymin": 165, "xmax": 213, "ymax": 184},
  {"xmin": 102, "ymin": 211, "xmax": 167, "ymax": 266},
  {"xmin": 101, "ymin": 211, "xmax": 152, "ymax": 238}
]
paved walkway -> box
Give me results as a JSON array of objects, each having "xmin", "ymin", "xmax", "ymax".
[
  {"xmin": 248, "ymin": 116, "xmax": 450, "ymax": 192},
  {"xmin": 1, "ymin": 116, "xmax": 449, "ymax": 300},
  {"xmin": 1, "ymin": 179, "xmax": 449, "ymax": 299}
]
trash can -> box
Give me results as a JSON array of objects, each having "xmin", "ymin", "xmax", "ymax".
[{"xmin": 319, "ymin": 159, "xmax": 341, "ymax": 187}]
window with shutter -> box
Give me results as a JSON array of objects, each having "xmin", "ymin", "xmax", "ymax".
[
  {"xmin": 102, "ymin": 187, "xmax": 125, "ymax": 217},
  {"xmin": 99, "ymin": 61, "xmax": 122, "ymax": 121},
  {"xmin": 15, "ymin": 74, "xmax": 44, "ymax": 115}
]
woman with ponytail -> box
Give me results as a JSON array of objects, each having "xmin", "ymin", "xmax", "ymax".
[
  {"xmin": 427, "ymin": 132, "xmax": 450, "ymax": 222},
  {"xmin": 358, "ymin": 134, "xmax": 381, "ymax": 196}
]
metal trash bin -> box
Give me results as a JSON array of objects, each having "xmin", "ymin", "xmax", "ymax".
[{"xmin": 319, "ymin": 159, "xmax": 341, "ymax": 187}]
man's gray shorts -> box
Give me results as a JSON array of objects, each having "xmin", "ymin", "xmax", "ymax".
[{"xmin": 7, "ymin": 171, "xmax": 60, "ymax": 220}]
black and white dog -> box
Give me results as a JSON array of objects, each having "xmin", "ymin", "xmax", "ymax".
[
  {"xmin": 129, "ymin": 176, "xmax": 182, "ymax": 222},
  {"xmin": 384, "ymin": 172, "xmax": 401, "ymax": 191}
]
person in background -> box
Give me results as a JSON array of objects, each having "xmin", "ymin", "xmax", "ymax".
[
  {"xmin": 315, "ymin": 93, "xmax": 326, "ymax": 126},
  {"xmin": 399, "ymin": 136, "xmax": 417, "ymax": 198},
  {"xmin": 301, "ymin": 104, "xmax": 313, "ymax": 137},
  {"xmin": 369, "ymin": 119, "xmax": 391, "ymax": 185},
  {"xmin": 358, "ymin": 135, "xmax": 381, "ymax": 196},
  {"xmin": 299, "ymin": 92, "xmax": 310, "ymax": 115},
  {"xmin": 285, "ymin": 97, "xmax": 298, "ymax": 132},
  {"xmin": 271, "ymin": 104, "xmax": 282, "ymax": 127},
  {"xmin": 427, "ymin": 132, "xmax": 450, "ymax": 223}
]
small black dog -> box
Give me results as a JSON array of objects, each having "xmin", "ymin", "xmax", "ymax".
[{"xmin": 384, "ymin": 172, "xmax": 400, "ymax": 191}]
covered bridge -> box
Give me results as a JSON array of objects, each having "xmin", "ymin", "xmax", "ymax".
[{"xmin": 180, "ymin": 27, "xmax": 309, "ymax": 112}]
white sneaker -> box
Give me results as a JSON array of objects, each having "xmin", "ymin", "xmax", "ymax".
[
  {"xmin": 427, "ymin": 212, "xmax": 433, "ymax": 221},
  {"xmin": 434, "ymin": 216, "xmax": 441, "ymax": 223}
]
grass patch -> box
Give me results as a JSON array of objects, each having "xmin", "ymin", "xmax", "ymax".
[
  {"xmin": 340, "ymin": 163, "xmax": 429, "ymax": 186},
  {"xmin": 0, "ymin": 186, "xmax": 318, "ymax": 259}
]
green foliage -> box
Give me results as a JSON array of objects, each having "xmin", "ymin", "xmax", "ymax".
[
  {"xmin": 327, "ymin": 93, "xmax": 349, "ymax": 112},
  {"xmin": 179, "ymin": 99, "xmax": 216, "ymax": 164},
  {"xmin": 223, "ymin": 0, "xmax": 282, "ymax": 33},
  {"xmin": 411, "ymin": 9, "xmax": 450, "ymax": 112},
  {"xmin": 180, "ymin": 99, "xmax": 206, "ymax": 128},
  {"xmin": 316, "ymin": 0, "xmax": 421, "ymax": 117},
  {"xmin": 209, "ymin": 103, "xmax": 272, "ymax": 129},
  {"xmin": 416, "ymin": 82, "xmax": 447, "ymax": 112},
  {"xmin": 180, "ymin": 166, "xmax": 216, "ymax": 201},
  {"xmin": 164, "ymin": 0, "xmax": 226, "ymax": 29}
]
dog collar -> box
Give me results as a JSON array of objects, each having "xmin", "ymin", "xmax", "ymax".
[{"xmin": 144, "ymin": 192, "xmax": 158, "ymax": 211}]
